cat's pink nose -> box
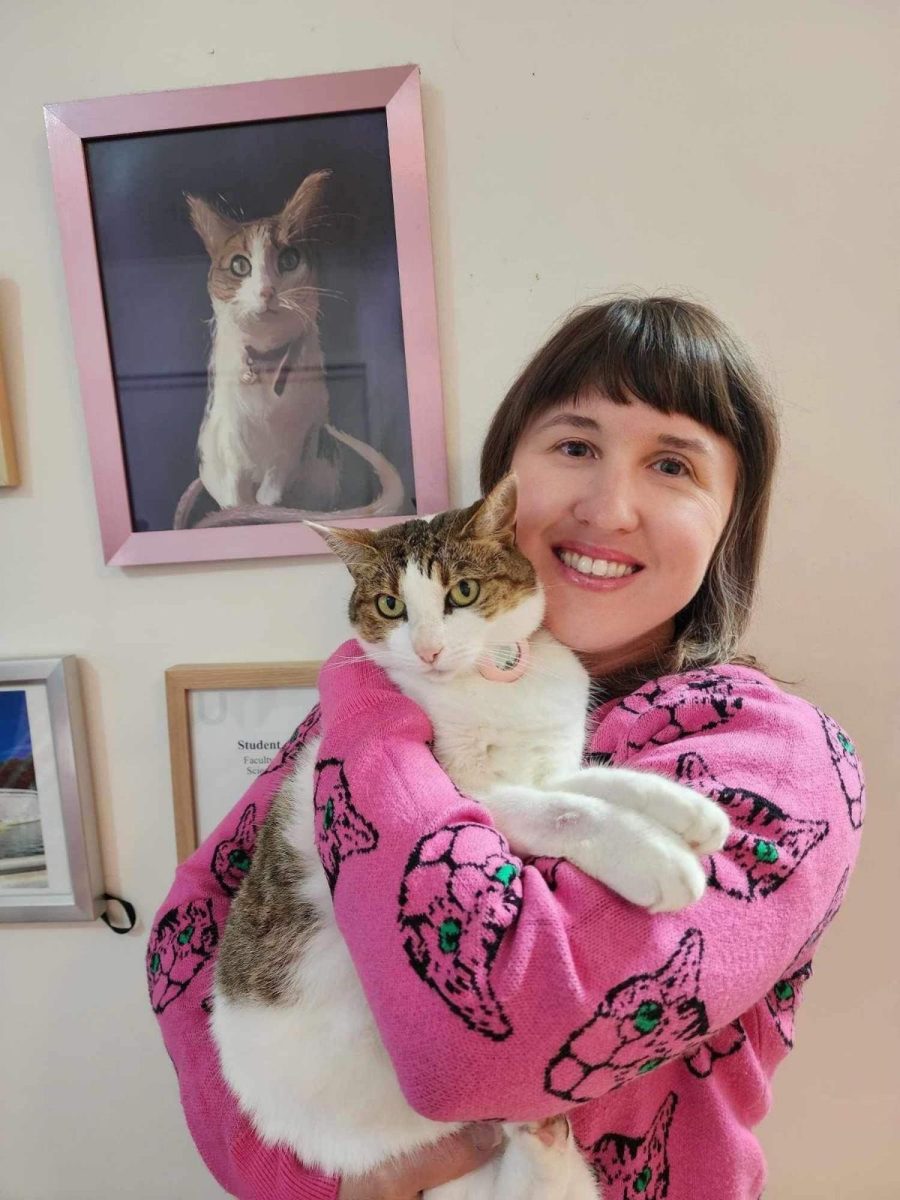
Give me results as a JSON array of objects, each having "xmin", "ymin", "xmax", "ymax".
[
  {"xmin": 260, "ymin": 286, "xmax": 275, "ymax": 300},
  {"xmin": 416, "ymin": 645, "xmax": 442, "ymax": 665}
]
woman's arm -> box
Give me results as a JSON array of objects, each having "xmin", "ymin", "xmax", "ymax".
[
  {"xmin": 316, "ymin": 643, "xmax": 863, "ymax": 1123},
  {"xmin": 147, "ymin": 709, "xmax": 340, "ymax": 1200}
]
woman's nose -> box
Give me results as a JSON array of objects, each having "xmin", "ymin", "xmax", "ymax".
[{"xmin": 572, "ymin": 470, "xmax": 640, "ymax": 532}]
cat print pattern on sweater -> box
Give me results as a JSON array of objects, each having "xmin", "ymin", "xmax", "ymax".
[
  {"xmin": 765, "ymin": 962, "xmax": 813, "ymax": 1048},
  {"xmin": 675, "ymin": 753, "xmax": 830, "ymax": 901},
  {"xmin": 211, "ymin": 804, "xmax": 260, "ymax": 897},
  {"xmin": 398, "ymin": 823, "xmax": 524, "ymax": 1041},
  {"xmin": 261, "ymin": 705, "xmax": 322, "ymax": 776},
  {"xmin": 609, "ymin": 670, "xmax": 764, "ymax": 753},
  {"xmin": 147, "ymin": 899, "xmax": 218, "ymax": 1014},
  {"xmin": 546, "ymin": 930, "xmax": 709, "ymax": 1101},
  {"xmin": 816, "ymin": 709, "xmax": 865, "ymax": 829},
  {"xmin": 589, "ymin": 1092, "xmax": 679, "ymax": 1199},
  {"xmin": 314, "ymin": 757, "xmax": 379, "ymax": 894},
  {"xmin": 683, "ymin": 1020, "xmax": 747, "ymax": 1079}
]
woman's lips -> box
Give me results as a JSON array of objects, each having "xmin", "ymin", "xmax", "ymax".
[{"xmin": 552, "ymin": 547, "xmax": 644, "ymax": 591}]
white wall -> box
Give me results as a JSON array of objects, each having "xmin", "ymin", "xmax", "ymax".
[{"xmin": 0, "ymin": 2, "xmax": 897, "ymax": 1196}]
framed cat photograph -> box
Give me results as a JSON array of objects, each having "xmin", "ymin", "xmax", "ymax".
[
  {"xmin": 0, "ymin": 658, "xmax": 104, "ymax": 923},
  {"xmin": 165, "ymin": 661, "xmax": 320, "ymax": 861},
  {"xmin": 45, "ymin": 65, "xmax": 448, "ymax": 566}
]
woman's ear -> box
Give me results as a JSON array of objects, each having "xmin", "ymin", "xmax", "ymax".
[
  {"xmin": 462, "ymin": 473, "xmax": 518, "ymax": 542},
  {"xmin": 304, "ymin": 522, "xmax": 379, "ymax": 572}
]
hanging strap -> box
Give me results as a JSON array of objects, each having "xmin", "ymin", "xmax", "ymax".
[{"xmin": 101, "ymin": 892, "xmax": 137, "ymax": 934}]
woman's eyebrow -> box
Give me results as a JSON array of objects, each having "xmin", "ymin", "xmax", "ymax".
[
  {"xmin": 534, "ymin": 411, "xmax": 601, "ymax": 433},
  {"xmin": 535, "ymin": 412, "xmax": 712, "ymax": 456}
]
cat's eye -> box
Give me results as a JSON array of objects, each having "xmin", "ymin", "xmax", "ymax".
[
  {"xmin": 375, "ymin": 594, "xmax": 406, "ymax": 619},
  {"xmin": 448, "ymin": 580, "xmax": 480, "ymax": 608},
  {"xmin": 278, "ymin": 247, "xmax": 300, "ymax": 273},
  {"xmin": 229, "ymin": 254, "xmax": 252, "ymax": 278}
]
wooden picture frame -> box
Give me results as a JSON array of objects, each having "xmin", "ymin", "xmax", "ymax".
[
  {"xmin": 0, "ymin": 350, "xmax": 19, "ymax": 487},
  {"xmin": 165, "ymin": 662, "xmax": 320, "ymax": 861},
  {"xmin": 45, "ymin": 64, "xmax": 448, "ymax": 565}
]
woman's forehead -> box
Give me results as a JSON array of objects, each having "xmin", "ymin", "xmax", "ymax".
[{"xmin": 529, "ymin": 392, "xmax": 726, "ymax": 448}]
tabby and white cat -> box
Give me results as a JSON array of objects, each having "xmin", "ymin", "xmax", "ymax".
[
  {"xmin": 211, "ymin": 476, "xmax": 729, "ymax": 1200},
  {"xmin": 186, "ymin": 170, "xmax": 403, "ymax": 518}
]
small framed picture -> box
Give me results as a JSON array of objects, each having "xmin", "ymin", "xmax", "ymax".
[
  {"xmin": 165, "ymin": 662, "xmax": 320, "ymax": 861},
  {"xmin": 0, "ymin": 350, "xmax": 19, "ymax": 487},
  {"xmin": 0, "ymin": 658, "xmax": 104, "ymax": 922},
  {"xmin": 45, "ymin": 64, "xmax": 448, "ymax": 566}
]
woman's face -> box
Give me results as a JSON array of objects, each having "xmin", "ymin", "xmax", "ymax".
[{"xmin": 510, "ymin": 393, "xmax": 739, "ymax": 674}]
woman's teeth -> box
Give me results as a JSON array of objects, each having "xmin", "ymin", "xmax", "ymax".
[{"xmin": 558, "ymin": 550, "xmax": 639, "ymax": 578}]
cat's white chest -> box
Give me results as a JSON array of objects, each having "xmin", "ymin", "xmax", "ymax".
[{"xmin": 401, "ymin": 636, "xmax": 589, "ymax": 796}]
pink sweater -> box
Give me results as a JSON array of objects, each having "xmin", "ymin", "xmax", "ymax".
[{"xmin": 148, "ymin": 642, "xmax": 863, "ymax": 1199}]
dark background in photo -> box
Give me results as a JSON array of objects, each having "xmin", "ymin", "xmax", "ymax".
[{"xmin": 86, "ymin": 110, "xmax": 415, "ymax": 532}]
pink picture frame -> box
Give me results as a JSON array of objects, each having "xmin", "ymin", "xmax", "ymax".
[{"xmin": 44, "ymin": 65, "xmax": 447, "ymax": 566}]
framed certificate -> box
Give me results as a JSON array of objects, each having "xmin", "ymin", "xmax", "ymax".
[{"xmin": 165, "ymin": 662, "xmax": 320, "ymax": 861}]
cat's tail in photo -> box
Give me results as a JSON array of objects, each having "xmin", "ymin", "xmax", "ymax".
[{"xmin": 172, "ymin": 424, "xmax": 406, "ymax": 529}]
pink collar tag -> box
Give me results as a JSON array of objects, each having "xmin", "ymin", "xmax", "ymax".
[{"xmin": 477, "ymin": 640, "xmax": 530, "ymax": 683}]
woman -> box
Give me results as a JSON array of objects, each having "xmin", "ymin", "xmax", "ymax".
[{"xmin": 149, "ymin": 297, "xmax": 863, "ymax": 1200}]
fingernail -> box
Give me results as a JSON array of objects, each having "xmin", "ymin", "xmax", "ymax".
[{"xmin": 469, "ymin": 1123, "xmax": 503, "ymax": 1151}]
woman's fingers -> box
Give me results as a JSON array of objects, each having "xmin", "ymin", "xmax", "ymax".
[{"xmin": 338, "ymin": 1123, "xmax": 504, "ymax": 1200}]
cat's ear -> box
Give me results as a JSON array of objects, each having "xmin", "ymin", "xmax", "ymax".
[
  {"xmin": 278, "ymin": 170, "xmax": 332, "ymax": 245},
  {"xmin": 304, "ymin": 521, "xmax": 378, "ymax": 572},
  {"xmin": 186, "ymin": 195, "xmax": 239, "ymax": 256},
  {"xmin": 463, "ymin": 473, "xmax": 519, "ymax": 542}
]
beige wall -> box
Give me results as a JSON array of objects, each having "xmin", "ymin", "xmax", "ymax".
[{"xmin": 0, "ymin": 2, "xmax": 896, "ymax": 1196}]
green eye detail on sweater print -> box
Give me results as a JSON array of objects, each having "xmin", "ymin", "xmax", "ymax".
[
  {"xmin": 150, "ymin": 953, "xmax": 160, "ymax": 973},
  {"xmin": 837, "ymin": 733, "xmax": 855, "ymax": 754},
  {"xmin": 675, "ymin": 752, "xmax": 829, "ymax": 902},
  {"xmin": 774, "ymin": 980, "xmax": 794, "ymax": 1001},
  {"xmin": 591, "ymin": 1092, "xmax": 679, "ymax": 1200},
  {"xmin": 323, "ymin": 798, "xmax": 334, "ymax": 830},
  {"xmin": 546, "ymin": 929, "xmax": 708, "ymax": 1100},
  {"xmin": 633, "ymin": 1002, "xmax": 663, "ymax": 1033},
  {"xmin": 438, "ymin": 918, "xmax": 462, "ymax": 953},
  {"xmin": 177, "ymin": 925, "xmax": 194, "ymax": 944},
  {"xmin": 493, "ymin": 862, "xmax": 519, "ymax": 886},
  {"xmin": 228, "ymin": 849, "xmax": 251, "ymax": 872}
]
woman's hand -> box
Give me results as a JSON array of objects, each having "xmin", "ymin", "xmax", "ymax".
[{"xmin": 338, "ymin": 1123, "xmax": 503, "ymax": 1199}]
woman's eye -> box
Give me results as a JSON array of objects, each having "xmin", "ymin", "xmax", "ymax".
[
  {"xmin": 557, "ymin": 439, "xmax": 593, "ymax": 458},
  {"xmin": 229, "ymin": 254, "xmax": 252, "ymax": 278},
  {"xmin": 278, "ymin": 247, "xmax": 300, "ymax": 273},
  {"xmin": 654, "ymin": 457, "xmax": 691, "ymax": 478},
  {"xmin": 448, "ymin": 579, "xmax": 480, "ymax": 608},
  {"xmin": 375, "ymin": 594, "xmax": 406, "ymax": 619}
]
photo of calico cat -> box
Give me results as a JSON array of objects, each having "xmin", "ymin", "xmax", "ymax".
[
  {"xmin": 178, "ymin": 169, "xmax": 405, "ymax": 528},
  {"xmin": 210, "ymin": 475, "xmax": 729, "ymax": 1200}
]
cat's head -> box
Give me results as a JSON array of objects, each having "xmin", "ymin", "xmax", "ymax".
[
  {"xmin": 309, "ymin": 476, "xmax": 545, "ymax": 683},
  {"xmin": 186, "ymin": 170, "xmax": 330, "ymax": 343}
]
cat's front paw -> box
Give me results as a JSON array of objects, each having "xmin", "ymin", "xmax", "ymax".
[
  {"xmin": 656, "ymin": 781, "xmax": 730, "ymax": 854},
  {"xmin": 585, "ymin": 816, "xmax": 708, "ymax": 913}
]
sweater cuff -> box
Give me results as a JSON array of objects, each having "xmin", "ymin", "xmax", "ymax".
[
  {"xmin": 232, "ymin": 1129, "xmax": 339, "ymax": 1200},
  {"xmin": 318, "ymin": 641, "xmax": 432, "ymax": 740}
]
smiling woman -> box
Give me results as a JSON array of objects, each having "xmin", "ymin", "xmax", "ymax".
[
  {"xmin": 484, "ymin": 298, "xmax": 778, "ymax": 691},
  {"xmin": 150, "ymin": 295, "xmax": 862, "ymax": 1200}
]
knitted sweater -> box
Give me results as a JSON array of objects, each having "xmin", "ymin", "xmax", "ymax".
[{"xmin": 148, "ymin": 642, "xmax": 863, "ymax": 1200}]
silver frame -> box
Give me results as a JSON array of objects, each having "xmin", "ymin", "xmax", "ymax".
[{"xmin": 0, "ymin": 657, "xmax": 104, "ymax": 922}]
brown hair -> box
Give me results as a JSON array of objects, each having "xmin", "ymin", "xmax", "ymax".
[{"xmin": 480, "ymin": 295, "xmax": 782, "ymax": 698}]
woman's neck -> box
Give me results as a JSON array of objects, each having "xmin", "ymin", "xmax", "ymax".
[{"xmin": 577, "ymin": 618, "xmax": 676, "ymax": 680}]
